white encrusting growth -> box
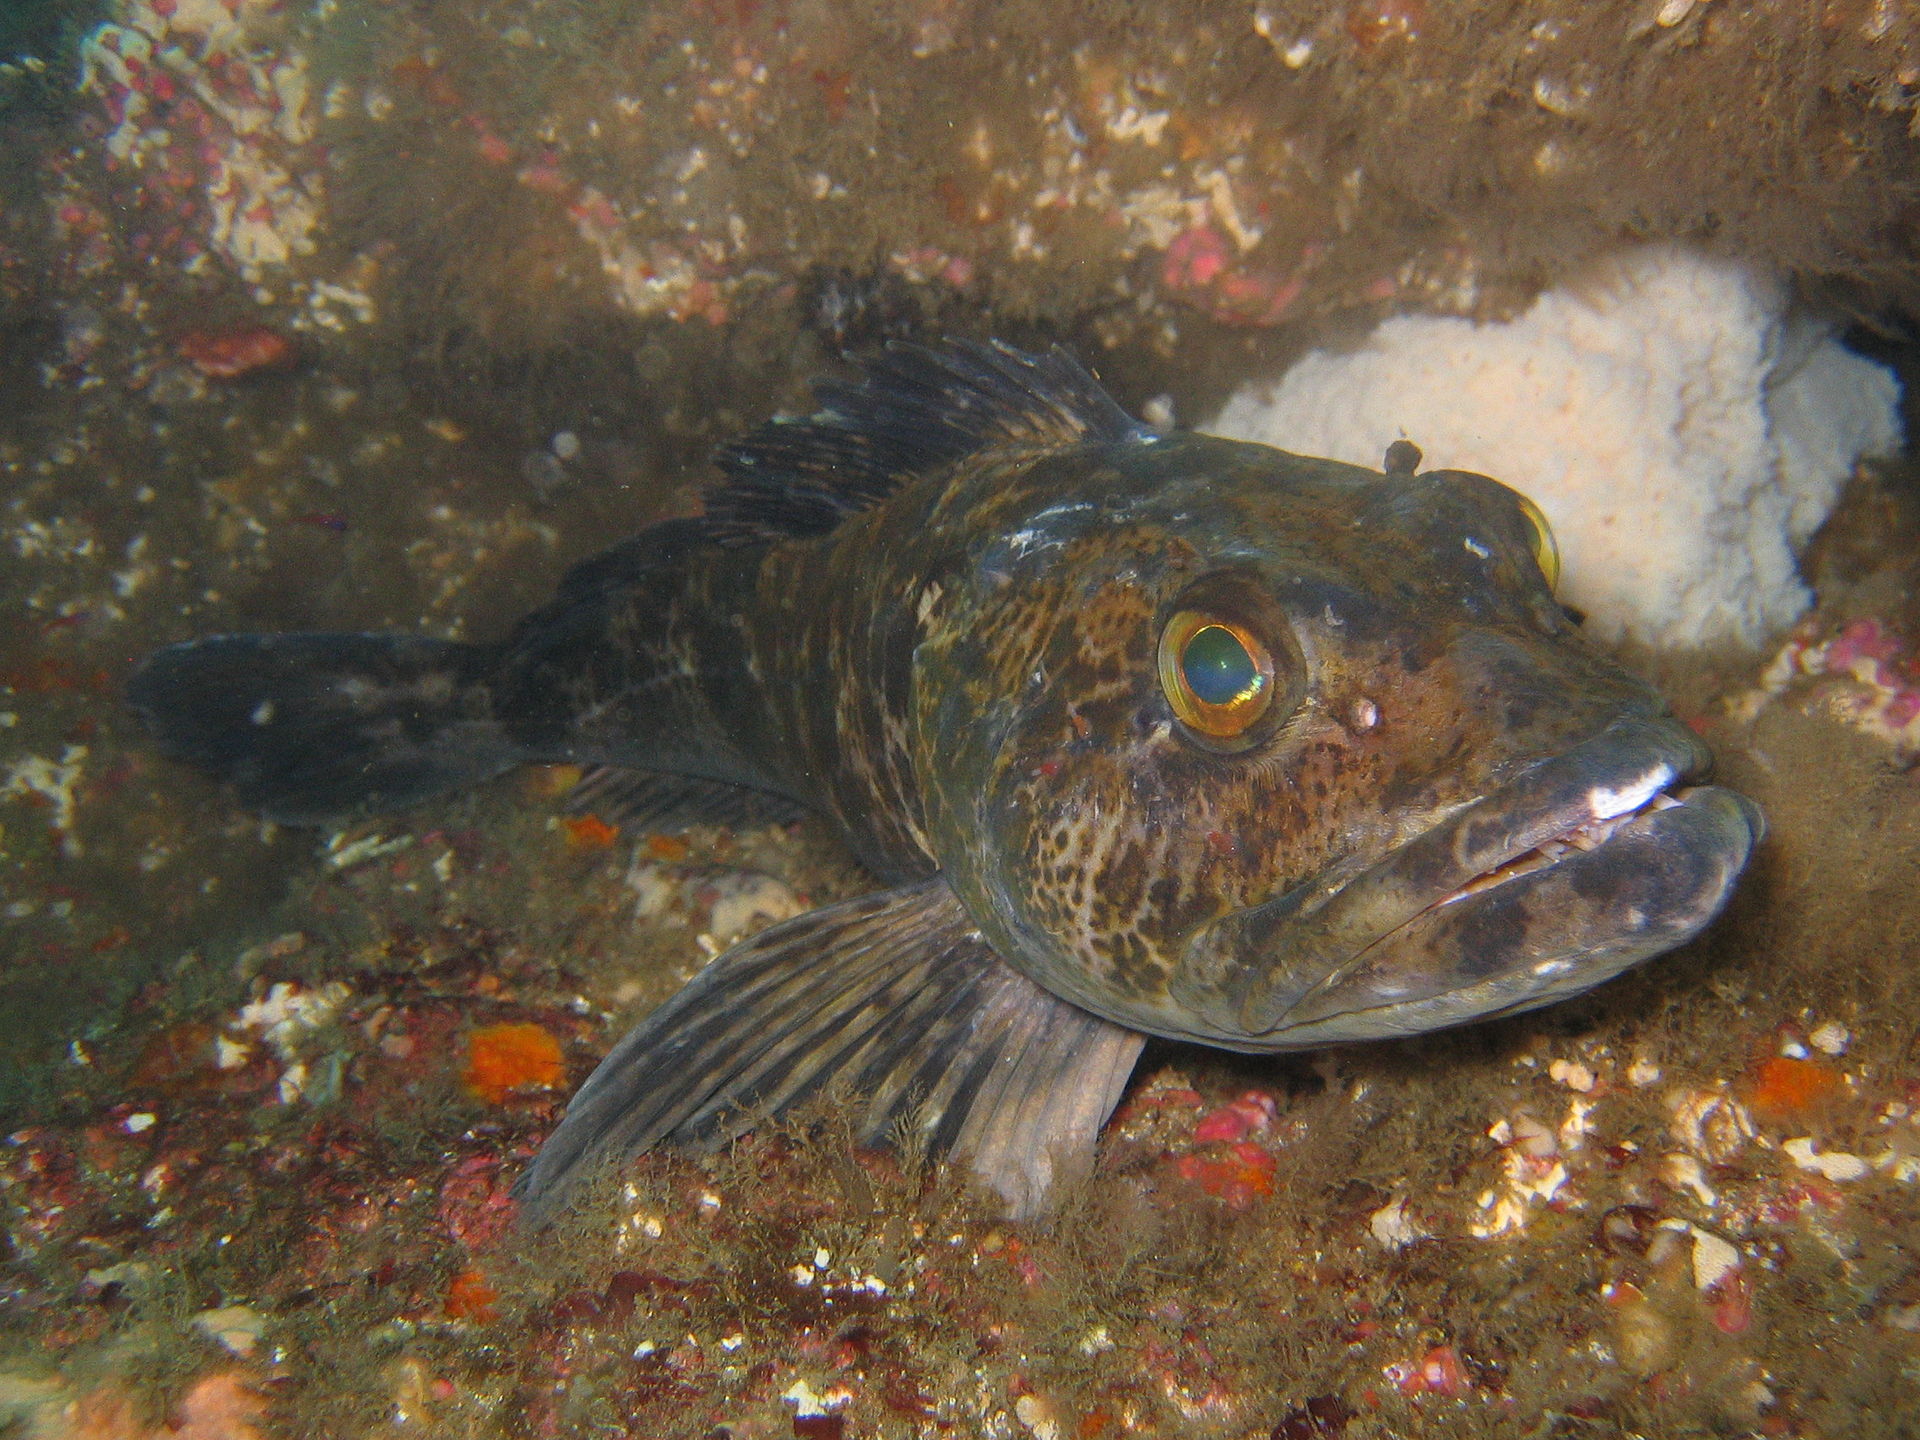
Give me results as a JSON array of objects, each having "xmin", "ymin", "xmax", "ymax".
[{"xmin": 1208, "ymin": 246, "xmax": 1904, "ymax": 650}]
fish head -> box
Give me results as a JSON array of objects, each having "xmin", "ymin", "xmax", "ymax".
[{"xmin": 916, "ymin": 433, "xmax": 1763, "ymax": 1050}]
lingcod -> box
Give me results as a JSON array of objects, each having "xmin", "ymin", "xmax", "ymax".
[{"xmin": 130, "ymin": 341, "xmax": 1763, "ymax": 1220}]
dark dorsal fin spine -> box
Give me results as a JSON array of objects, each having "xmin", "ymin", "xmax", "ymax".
[{"xmin": 706, "ymin": 339, "xmax": 1145, "ymax": 545}]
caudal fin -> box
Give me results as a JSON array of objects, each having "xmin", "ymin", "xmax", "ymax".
[{"xmin": 128, "ymin": 633, "xmax": 520, "ymax": 824}]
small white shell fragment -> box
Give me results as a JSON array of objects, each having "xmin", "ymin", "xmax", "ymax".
[
  {"xmin": 1515, "ymin": 1157, "xmax": 1569, "ymax": 1204},
  {"xmin": 1627, "ymin": 1057, "xmax": 1662, "ymax": 1087},
  {"xmin": 1470, "ymin": 1190, "xmax": 1531, "ymax": 1239},
  {"xmin": 1783, "ymin": 1136, "xmax": 1871, "ymax": 1182},
  {"xmin": 1809, "ymin": 1021, "xmax": 1851, "ymax": 1056},
  {"xmin": 706, "ymin": 871, "xmax": 804, "ymax": 942},
  {"xmin": 236, "ymin": 979, "xmax": 350, "ymax": 1057},
  {"xmin": 1014, "ymin": 1393, "xmax": 1063, "ymax": 1440},
  {"xmin": 1880, "ymin": 1153, "xmax": 1920, "ymax": 1183},
  {"xmin": 1470, "ymin": 1144, "xmax": 1570, "ymax": 1239},
  {"xmin": 1661, "ymin": 1152, "xmax": 1718, "ymax": 1207},
  {"xmin": 1370, "ymin": 1196, "xmax": 1427, "ymax": 1248},
  {"xmin": 782, "ymin": 1380, "xmax": 828, "ymax": 1418},
  {"xmin": 1667, "ymin": 1086, "xmax": 1757, "ymax": 1163},
  {"xmin": 1078, "ymin": 1324, "xmax": 1116, "ymax": 1355},
  {"xmin": 1559, "ymin": 1097, "xmax": 1599, "ymax": 1151},
  {"xmin": 323, "ymin": 830, "xmax": 413, "ymax": 871},
  {"xmin": 1655, "ymin": 0, "xmax": 1696, "ymax": 26},
  {"xmin": 1648, "ymin": 1217, "xmax": 1692, "ymax": 1268},
  {"xmin": 1549, "ymin": 1058, "xmax": 1596, "ymax": 1092},
  {"xmin": 1512, "ymin": 1112, "xmax": 1559, "ymax": 1158},
  {"xmin": 1689, "ymin": 1228, "xmax": 1741, "ymax": 1291},
  {"xmin": 192, "ymin": 1304, "xmax": 265, "ymax": 1357}
]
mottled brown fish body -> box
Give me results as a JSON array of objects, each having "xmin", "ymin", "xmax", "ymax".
[{"xmin": 130, "ymin": 343, "xmax": 1761, "ymax": 1220}]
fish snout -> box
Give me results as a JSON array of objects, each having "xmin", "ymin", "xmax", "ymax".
[{"xmin": 1170, "ymin": 717, "xmax": 1763, "ymax": 1050}]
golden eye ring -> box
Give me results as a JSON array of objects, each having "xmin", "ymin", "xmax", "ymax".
[
  {"xmin": 1513, "ymin": 492, "xmax": 1561, "ymax": 592},
  {"xmin": 1158, "ymin": 611, "xmax": 1276, "ymax": 740}
]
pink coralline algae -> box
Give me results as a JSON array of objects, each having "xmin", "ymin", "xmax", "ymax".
[
  {"xmin": 1160, "ymin": 223, "xmax": 1315, "ymax": 326},
  {"xmin": 76, "ymin": 0, "xmax": 322, "ymax": 282},
  {"xmin": 1192, "ymin": 1090, "xmax": 1278, "ymax": 1143},
  {"xmin": 438, "ymin": 1153, "xmax": 517, "ymax": 1252},
  {"xmin": 1177, "ymin": 1089, "xmax": 1285, "ymax": 1206},
  {"xmin": 1745, "ymin": 616, "xmax": 1920, "ymax": 752}
]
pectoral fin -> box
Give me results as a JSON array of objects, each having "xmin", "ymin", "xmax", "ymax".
[{"xmin": 513, "ymin": 879, "xmax": 1144, "ymax": 1223}]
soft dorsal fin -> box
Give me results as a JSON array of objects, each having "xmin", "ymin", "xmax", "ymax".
[
  {"xmin": 564, "ymin": 764, "xmax": 808, "ymax": 833},
  {"xmin": 706, "ymin": 339, "xmax": 1146, "ymax": 544}
]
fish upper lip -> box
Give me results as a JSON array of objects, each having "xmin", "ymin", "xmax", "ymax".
[
  {"xmin": 1173, "ymin": 715, "xmax": 1721, "ymax": 1039},
  {"xmin": 1304, "ymin": 782, "xmax": 1693, "ymax": 996},
  {"xmin": 1387, "ymin": 748, "xmax": 1699, "ymax": 921}
]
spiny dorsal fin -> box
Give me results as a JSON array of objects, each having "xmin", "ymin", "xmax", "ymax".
[
  {"xmin": 512, "ymin": 879, "xmax": 1145, "ymax": 1222},
  {"xmin": 706, "ymin": 339, "xmax": 1146, "ymax": 544}
]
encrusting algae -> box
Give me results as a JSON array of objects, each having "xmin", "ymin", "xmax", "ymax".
[{"xmin": 462, "ymin": 1022, "xmax": 566, "ymax": 1108}]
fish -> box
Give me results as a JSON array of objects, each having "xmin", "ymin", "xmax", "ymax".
[{"xmin": 128, "ymin": 340, "xmax": 1764, "ymax": 1221}]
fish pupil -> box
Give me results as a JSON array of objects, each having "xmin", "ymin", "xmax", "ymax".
[{"xmin": 1183, "ymin": 625, "xmax": 1261, "ymax": 706}]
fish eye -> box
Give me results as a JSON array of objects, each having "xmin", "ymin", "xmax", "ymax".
[
  {"xmin": 1158, "ymin": 611, "xmax": 1275, "ymax": 741},
  {"xmin": 1513, "ymin": 492, "xmax": 1561, "ymax": 592}
]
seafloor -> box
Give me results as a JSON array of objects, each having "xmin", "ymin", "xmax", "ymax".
[{"xmin": 2, "ymin": 2, "xmax": 1919, "ymax": 1437}]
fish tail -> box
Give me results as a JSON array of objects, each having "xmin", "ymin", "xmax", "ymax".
[{"xmin": 128, "ymin": 633, "xmax": 521, "ymax": 824}]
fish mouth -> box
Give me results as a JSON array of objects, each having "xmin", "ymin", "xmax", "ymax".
[{"xmin": 1172, "ymin": 717, "xmax": 1765, "ymax": 1049}]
